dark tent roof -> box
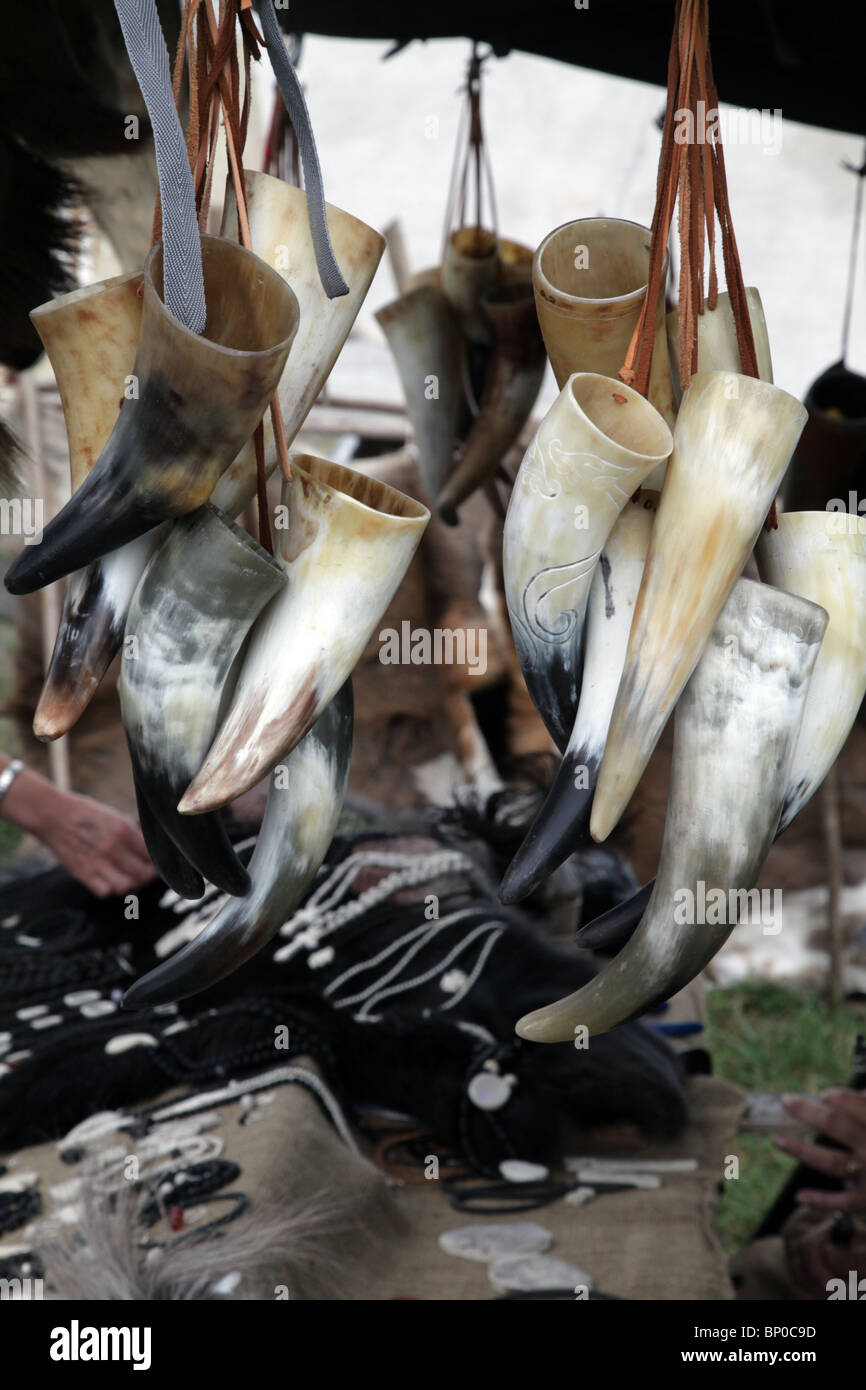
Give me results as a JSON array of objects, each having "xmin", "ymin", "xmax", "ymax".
[{"xmin": 281, "ymin": 1, "xmax": 864, "ymax": 139}]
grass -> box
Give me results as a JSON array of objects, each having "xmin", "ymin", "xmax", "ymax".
[{"xmin": 706, "ymin": 980, "xmax": 866, "ymax": 1251}]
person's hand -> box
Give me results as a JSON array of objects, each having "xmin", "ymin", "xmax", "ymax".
[
  {"xmin": 775, "ymin": 1090, "xmax": 866, "ymax": 1213},
  {"xmin": 784, "ymin": 1214, "xmax": 866, "ymax": 1300},
  {"xmin": 3, "ymin": 768, "xmax": 155, "ymax": 897}
]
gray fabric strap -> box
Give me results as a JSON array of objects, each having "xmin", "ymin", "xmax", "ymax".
[
  {"xmin": 254, "ymin": 0, "xmax": 349, "ymax": 299},
  {"xmin": 113, "ymin": 0, "xmax": 207, "ymax": 333}
]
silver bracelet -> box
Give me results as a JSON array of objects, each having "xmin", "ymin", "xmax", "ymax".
[{"xmin": 0, "ymin": 759, "xmax": 25, "ymax": 808}]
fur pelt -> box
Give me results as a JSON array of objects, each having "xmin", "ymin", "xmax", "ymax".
[{"xmin": 41, "ymin": 1171, "xmax": 403, "ymax": 1301}]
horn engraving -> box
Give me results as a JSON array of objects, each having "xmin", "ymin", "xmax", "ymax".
[
  {"xmin": 503, "ymin": 373, "xmax": 673, "ymax": 751},
  {"xmin": 500, "ymin": 496, "xmax": 655, "ymax": 902}
]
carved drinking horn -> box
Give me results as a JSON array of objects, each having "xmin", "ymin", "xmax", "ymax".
[
  {"xmin": 500, "ymin": 496, "xmax": 655, "ymax": 903},
  {"xmin": 179, "ymin": 456, "xmax": 429, "ymax": 814},
  {"xmin": 666, "ymin": 288, "xmax": 773, "ymax": 402},
  {"xmin": 441, "ymin": 226, "xmax": 501, "ymax": 345},
  {"xmin": 5, "ymin": 235, "xmax": 299, "ymax": 595},
  {"xmin": 437, "ymin": 283, "xmax": 546, "ymax": 525},
  {"xmin": 214, "ymin": 170, "xmax": 385, "ymax": 509},
  {"xmin": 581, "ymin": 508, "xmax": 866, "ymax": 953},
  {"xmin": 376, "ymin": 283, "xmax": 462, "ymax": 499},
  {"xmin": 119, "ymin": 503, "xmax": 286, "ymax": 897},
  {"xmin": 123, "ymin": 680, "xmax": 353, "ymax": 1009},
  {"xmin": 516, "ymin": 578, "xmax": 828, "ymax": 1042},
  {"xmin": 28, "ymin": 270, "xmax": 147, "ymax": 739},
  {"xmin": 591, "ymin": 371, "xmax": 808, "ymax": 843},
  {"xmin": 503, "ymin": 372, "xmax": 673, "ymax": 753},
  {"xmin": 533, "ymin": 218, "xmax": 676, "ymax": 432},
  {"xmin": 758, "ymin": 510, "xmax": 866, "ymax": 832}
]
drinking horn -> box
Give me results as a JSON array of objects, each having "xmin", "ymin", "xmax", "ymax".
[
  {"xmin": 119, "ymin": 503, "xmax": 286, "ymax": 898},
  {"xmin": 179, "ymin": 456, "xmax": 429, "ymax": 813},
  {"xmin": 591, "ymin": 370, "xmax": 808, "ymax": 843},
  {"xmin": 214, "ymin": 170, "xmax": 385, "ymax": 510},
  {"xmin": 5, "ymin": 234, "xmax": 299, "ymax": 594},
  {"xmin": 376, "ymin": 283, "xmax": 462, "ymax": 499},
  {"xmin": 503, "ymin": 372, "xmax": 673, "ymax": 753},
  {"xmin": 499, "ymin": 495, "xmax": 655, "ymax": 903},
  {"xmin": 131, "ymin": 769, "xmax": 206, "ymax": 902},
  {"xmin": 437, "ymin": 282, "xmax": 547, "ymax": 525},
  {"xmin": 441, "ymin": 226, "xmax": 501, "ymax": 345},
  {"xmin": 29, "ymin": 270, "xmax": 144, "ymax": 491},
  {"xmin": 516, "ymin": 577, "xmax": 828, "ymax": 1042},
  {"xmin": 758, "ymin": 510, "xmax": 866, "ymax": 832},
  {"xmin": 498, "ymin": 238, "xmax": 533, "ymax": 287},
  {"xmin": 34, "ymin": 174, "xmax": 380, "ymax": 736},
  {"xmin": 581, "ymin": 508, "xmax": 866, "ymax": 954},
  {"xmin": 27, "ymin": 270, "xmax": 149, "ymax": 740},
  {"xmin": 122, "ymin": 680, "xmax": 353, "ymax": 1009},
  {"xmin": 666, "ymin": 288, "xmax": 773, "ymax": 399},
  {"xmin": 532, "ymin": 217, "xmax": 676, "ymax": 430}
]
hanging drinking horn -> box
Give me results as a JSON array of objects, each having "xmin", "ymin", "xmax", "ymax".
[
  {"xmin": 214, "ymin": 170, "xmax": 385, "ymax": 510},
  {"xmin": 581, "ymin": 507, "xmax": 866, "ymax": 954},
  {"xmin": 29, "ymin": 270, "xmax": 144, "ymax": 490},
  {"xmin": 27, "ymin": 270, "xmax": 148, "ymax": 740},
  {"xmin": 500, "ymin": 495, "xmax": 656, "ymax": 904},
  {"xmin": 122, "ymin": 681, "xmax": 353, "ymax": 1009},
  {"xmin": 758, "ymin": 510, "xmax": 866, "ymax": 832},
  {"xmin": 533, "ymin": 218, "xmax": 676, "ymax": 431},
  {"xmin": 591, "ymin": 370, "xmax": 808, "ymax": 843},
  {"xmin": 179, "ymin": 456, "xmax": 429, "ymax": 814},
  {"xmin": 437, "ymin": 282, "xmax": 546, "ymax": 525},
  {"xmin": 666, "ymin": 288, "xmax": 773, "ymax": 400},
  {"xmin": 503, "ymin": 372, "xmax": 673, "ymax": 753},
  {"xmin": 498, "ymin": 238, "xmax": 533, "ymax": 286},
  {"xmin": 5, "ymin": 235, "xmax": 299, "ymax": 595},
  {"xmin": 131, "ymin": 769, "xmax": 205, "ymax": 902},
  {"xmin": 376, "ymin": 283, "xmax": 462, "ymax": 499},
  {"xmin": 441, "ymin": 226, "xmax": 501, "ymax": 345},
  {"xmin": 119, "ymin": 504, "xmax": 286, "ymax": 898},
  {"xmin": 516, "ymin": 577, "xmax": 828, "ymax": 1042},
  {"xmin": 34, "ymin": 532, "xmax": 166, "ymax": 741}
]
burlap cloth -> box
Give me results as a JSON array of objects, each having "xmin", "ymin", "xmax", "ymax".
[
  {"xmin": 359, "ymin": 1074, "xmax": 745, "ymax": 1301},
  {"xmin": 4, "ymin": 1069, "xmax": 745, "ymax": 1301}
]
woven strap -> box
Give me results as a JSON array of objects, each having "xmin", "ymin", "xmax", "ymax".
[
  {"xmin": 113, "ymin": 0, "xmax": 206, "ymax": 333},
  {"xmin": 254, "ymin": 0, "xmax": 348, "ymax": 298}
]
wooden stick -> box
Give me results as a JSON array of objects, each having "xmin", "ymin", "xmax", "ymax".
[
  {"xmin": 21, "ymin": 376, "xmax": 70, "ymax": 793},
  {"xmin": 822, "ymin": 763, "xmax": 845, "ymax": 1008}
]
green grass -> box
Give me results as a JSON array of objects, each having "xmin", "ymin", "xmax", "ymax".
[{"xmin": 707, "ymin": 980, "xmax": 866, "ymax": 1251}]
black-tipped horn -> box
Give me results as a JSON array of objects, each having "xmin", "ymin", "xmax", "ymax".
[{"xmin": 5, "ymin": 235, "xmax": 298, "ymax": 596}]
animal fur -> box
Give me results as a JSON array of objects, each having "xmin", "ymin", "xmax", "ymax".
[{"xmin": 39, "ymin": 1168, "xmax": 404, "ymax": 1302}]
